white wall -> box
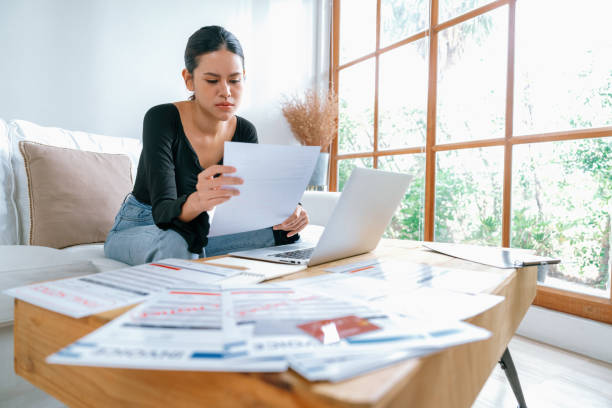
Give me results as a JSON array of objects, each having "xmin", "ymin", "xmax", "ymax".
[
  {"xmin": 0, "ymin": 0, "xmax": 331, "ymax": 144},
  {"xmin": 517, "ymin": 305, "xmax": 612, "ymax": 364}
]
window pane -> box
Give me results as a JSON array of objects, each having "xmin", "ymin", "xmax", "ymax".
[
  {"xmin": 338, "ymin": 59, "xmax": 376, "ymax": 154},
  {"xmin": 434, "ymin": 147, "xmax": 504, "ymax": 245},
  {"xmin": 380, "ymin": 0, "xmax": 428, "ymax": 48},
  {"xmin": 379, "ymin": 154, "xmax": 425, "ymax": 240},
  {"xmin": 337, "ymin": 157, "xmax": 374, "ymax": 191},
  {"xmin": 512, "ymin": 139, "xmax": 611, "ymax": 298},
  {"xmin": 514, "ymin": 0, "xmax": 612, "ymax": 135},
  {"xmin": 378, "ymin": 40, "xmax": 429, "ymax": 150},
  {"xmin": 340, "ymin": 0, "xmax": 377, "ymax": 64},
  {"xmin": 439, "ymin": 0, "xmax": 491, "ymax": 23},
  {"xmin": 436, "ymin": 7, "xmax": 508, "ymax": 144}
]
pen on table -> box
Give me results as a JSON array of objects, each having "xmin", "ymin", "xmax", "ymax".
[{"xmin": 202, "ymin": 261, "xmax": 249, "ymax": 271}]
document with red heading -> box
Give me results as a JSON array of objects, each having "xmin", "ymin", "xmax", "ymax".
[
  {"xmin": 3, "ymin": 259, "xmax": 242, "ymax": 318},
  {"xmin": 47, "ymin": 287, "xmax": 287, "ymax": 372}
]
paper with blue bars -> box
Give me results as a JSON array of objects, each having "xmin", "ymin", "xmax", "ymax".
[{"xmin": 47, "ymin": 276, "xmax": 494, "ymax": 379}]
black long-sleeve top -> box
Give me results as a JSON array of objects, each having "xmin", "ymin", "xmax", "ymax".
[{"xmin": 131, "ymin": 103, "xmax": 257, "ymax": 253}]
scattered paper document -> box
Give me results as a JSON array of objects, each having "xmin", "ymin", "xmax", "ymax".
[
  {"xmin": 297, "ymin": 315, "xmax": 381, "ymax": 344},
  {"xmin": 227, "ymin": 285, "xmax": 489, "ymax": 358},
  {"xmin": 46, "ymin": 284, "xmax": 492, "ymax": 381},
  {"xmin": 288, "ymin": 318, "xmax": 491, "ymax": 382},
  {"xmin": 3, "ymin": 259, "xmax": 242, "ymax": 318},
  {"xmin": 209, "ymin": 142, "xmax": 320, "ymax": 236},
  {"xmin": 288, "ymin": 348, "xmax": 434, "ymax": 382},
  {"xmin": 229, "ymin": 285, "xmax": 377, "ymax": 323},
  {"xmin": 202, "ymin": 256, "xmax": 306, "ymax": 281},
  {"xmin": 372, "ymin": 287, "xmax": 504, "ymax": 321},
  {"xmin": 327, "ymin": 259, "xmax": 510, "ymax": 294},
  {"xmin": 283, "ymin": 273, "xmax": 395, "ymax": 303},
  {"xmin": 47, "ymin": 287, "xmax": 288, "ymax": 372},
  {"xmin": 298, "ymin": 263, "xmax": 505, "ymax": 320},
  {"xmin": 228, "ymin": 285, "xmax": 397, "ymax": 357}
]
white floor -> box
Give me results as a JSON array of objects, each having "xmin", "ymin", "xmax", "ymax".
[{"xmin": 473, "ymin": 335, "xmax": 612, "ymax": 408}]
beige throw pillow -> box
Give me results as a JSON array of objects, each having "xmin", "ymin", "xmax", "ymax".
[{"xmin": 19, "ymin": 141, "xmax": 133, "ymax": 248}]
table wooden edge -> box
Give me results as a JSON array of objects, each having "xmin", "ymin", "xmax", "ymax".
[{"xmin": 13, "ymin": 243, "xmax": 537, "ymax": 408}]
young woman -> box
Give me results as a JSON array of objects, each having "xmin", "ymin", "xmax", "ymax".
[{"xmin": 104, "ymin": 26, "xmax": 308, "ymax": 265}]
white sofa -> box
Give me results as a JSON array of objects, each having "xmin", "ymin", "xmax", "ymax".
[{"xmin": 0, "ymin": 118, "xmax": 340, "ymax": 408}]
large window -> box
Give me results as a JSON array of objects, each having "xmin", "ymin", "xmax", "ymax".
[{"xmin": 331, "ymin": 0, "xmax": 612, "ymax": 323}]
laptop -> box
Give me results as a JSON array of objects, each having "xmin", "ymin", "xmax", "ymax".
[{"xmin": 230, "ymin": 167, "xmax": 412, "ymax": 266}]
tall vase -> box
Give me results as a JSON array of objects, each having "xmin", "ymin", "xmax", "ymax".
[{"xmin": 308, "ymin": 152, "xmax": 330, "ymax": 191}]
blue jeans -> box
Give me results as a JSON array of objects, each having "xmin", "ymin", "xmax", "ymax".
[{"xmin": 104, "ymin": 194, "xmax": 276, "ymax": 266}]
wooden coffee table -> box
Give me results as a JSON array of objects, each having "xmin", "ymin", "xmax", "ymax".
[{"xmin": 13, "ymin": 241, "xmax": 536, "ymax": 407}]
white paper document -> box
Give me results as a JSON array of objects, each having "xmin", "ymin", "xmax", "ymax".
[
  {"xmin": 202, "ymin": 256, "xmax": 306, "ymax": 281},
  {"xmin": 229, "ymin": 285, "xmax": 377, "ymax": 323},
  {"xmin": 283, "ymin": 273, "xmax": 394, "ymax": 303},
  {"xmin": 288, "ymin": 348, "xmax": 435, "ymax": 382},
  {"xmin": 288, "ymin": 317, "xmax": 491, "ymax": 382},
  {"xmin": 227, "ymin": 285, "xmax": 490, "ymax": 359},
  {"xmin": 327, "ymin": 259, "xmax": 510, "ymax": 294},
  {"xmin": 45, "ymin": 284, "xmax": 492, "ymax": 380},
  {"xmin": 372, "ymin": 287, "xmax": 504, "ymax": 321},
  {"xmin": 208, "ymin": 142, "xmax": 320, "ymax": 236},
  {"xmin": 3, "ymin": 259, "xmax": 242, "ymax": 318},
  {"xmin": 300, "ymin": 263, "xmax": 505, "ymax": 321},
  {"xmin": 47, "ymin": 287, "xmax": 287, "ymax": 372}
]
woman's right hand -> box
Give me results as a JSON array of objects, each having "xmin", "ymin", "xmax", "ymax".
[{"xmin": 179, "ymin": 165, "xmax": 243, "ymax": 222}]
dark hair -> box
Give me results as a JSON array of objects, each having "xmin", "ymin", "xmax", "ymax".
[{"xmin": 184, "ymin": 25, "xmax": 245, "ymax": 74}]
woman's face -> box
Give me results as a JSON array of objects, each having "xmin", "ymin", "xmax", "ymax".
[{"xmin": 184, "ymin": 48, "xmax": 244, "ymax": 121}]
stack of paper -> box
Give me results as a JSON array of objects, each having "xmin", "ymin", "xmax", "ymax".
[
  {"xmin": 7, "ymin": 256, "xmax": 507, "ymax": 382},
  {"xmin": 288, "ymin": 316, "xmax": 489, "ymax": 382},
  {"xmin": 288, "ymin": 262, "xmax": 505, "ymax": 321},
  {"xmin": 46, "ymin": 283, "xmax": 492, "ymax": 381},
  {"xmin": 47, "ymin": 287, "xmax": 287, "ymax": 372},
  {"xmin": 3, "ymin": 259, "xmax": 253, "ymax": 318},
  {"xmin": 325, "ymin": 259, "xmax": 509, "ymax": 294}
]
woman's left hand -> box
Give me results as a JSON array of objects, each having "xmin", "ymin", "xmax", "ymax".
[{"xmin": 273, "ymin": 205, "xmax": 309, "ymax": 237}]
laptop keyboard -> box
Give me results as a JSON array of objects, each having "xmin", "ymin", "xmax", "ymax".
[{"xmin": 271, "ymin": 247, "xmax": 315, "ymax": 260}]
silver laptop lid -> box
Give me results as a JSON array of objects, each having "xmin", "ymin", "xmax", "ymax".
[{"xmin": 307, "ymin": 167, "xmax": 412, "ymax": 266}]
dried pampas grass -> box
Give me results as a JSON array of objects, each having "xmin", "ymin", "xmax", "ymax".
[{"xmin": 281, "ymin": 89, "xmax": 338, "ymax": 152}]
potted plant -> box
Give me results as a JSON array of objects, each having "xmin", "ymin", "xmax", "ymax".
[{"xmin": 281, "ymin": 88, "xmax": 338, "ymax": 190}]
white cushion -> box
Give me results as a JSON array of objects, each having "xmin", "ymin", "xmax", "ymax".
[
  {"xmin": 61, "ymin": 243, "xmax": 129, "ymax": 272},
  {"xmin": 0, "ymin": 245, "xmax": 99, "ymax": 326},
  {"xmin": 300, "ymin": 224, "xmax": 325, "ymax": 243},
  {"xmin": 0, "ymin": 119, "xmax": 19, "ymax": 245},
  {"xmin": 8, "ymin": 120, "xmax": 142, "ymax": 244},
  {"xmin": 300, "ymin": 191, "xmax": 341, "ymax": 227}
]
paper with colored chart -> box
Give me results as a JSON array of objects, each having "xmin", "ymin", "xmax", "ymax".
[
  {"xmin": 47, "ymin": 287, "xmax": 287, "ymax": 371},
  {"xmin": 46, "ymin": 284, "xmax": 491, "ymax": 378},
  {"xmin": 325, "ymin": 259, "xmax": 510, "ymax": 294},
  {"xmin": 302, "ymin": 261, "xmax": 506, "ymax": 321},
  {"xmin": 225, "ymin": 284, "xmax": 491, "ymax": 377},
  {"xmin": 288, "ymin": 316, "xmax": 492, "ymax": 382},
  {"xmin": 227, "ymin": 285, "xmax": 410, "ymax": 357},
  {"xmin": 3, "ymin": 259, "xmax": 243, "ymax": 318},
  {"xmin": 226, "ymin": 285, "xmax": 490, "ymax": 358}
]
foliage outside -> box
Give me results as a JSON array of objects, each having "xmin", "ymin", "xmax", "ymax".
[{"xmin": 337, "ymin": 0, "xmax": 612, "ymax": 294}]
